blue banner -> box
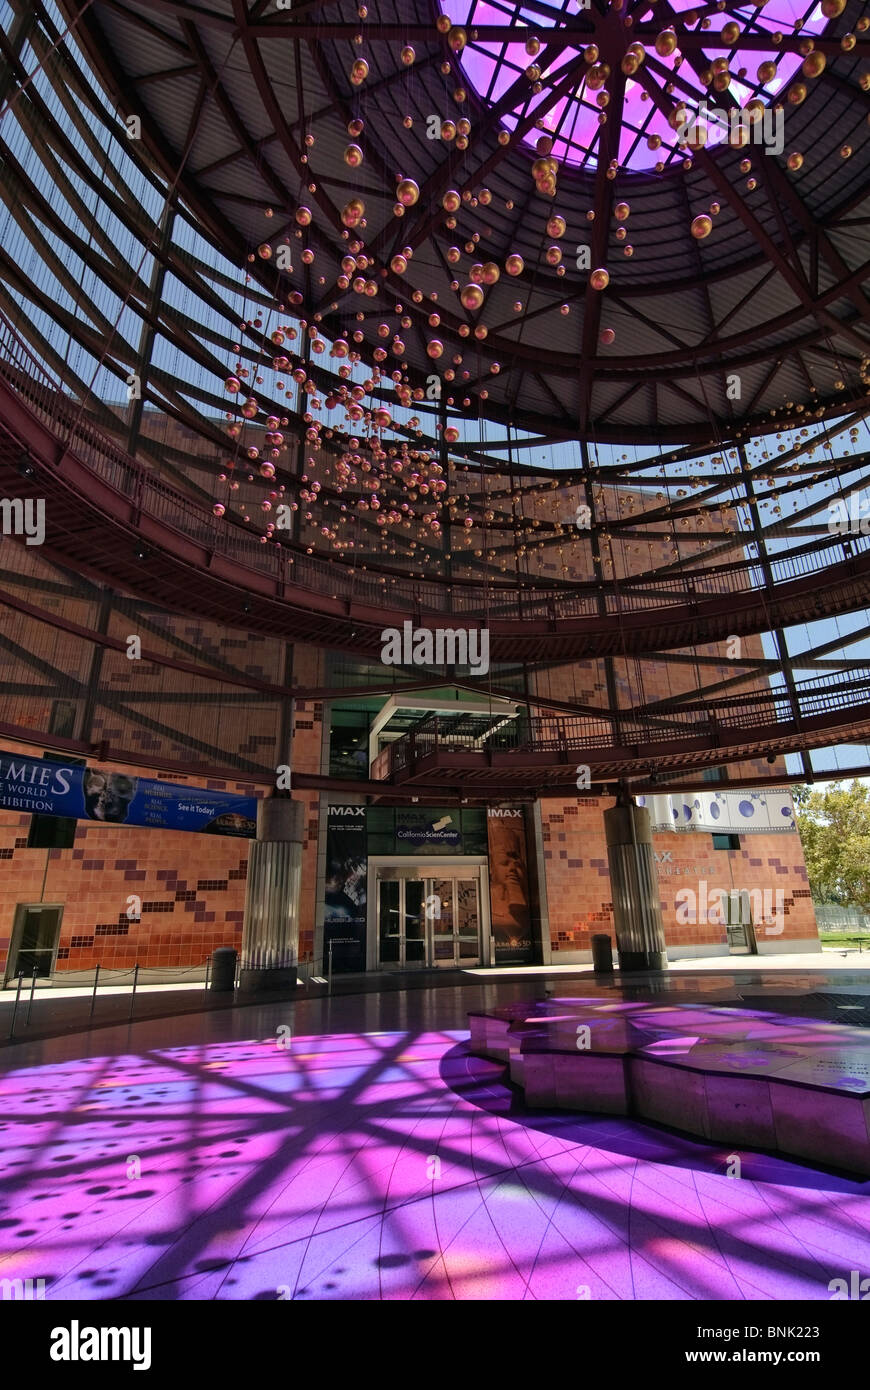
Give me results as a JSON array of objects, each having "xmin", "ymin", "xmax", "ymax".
[{"xmin": 0, "ymin": 750, "xmax": 258, "ymax": 837}]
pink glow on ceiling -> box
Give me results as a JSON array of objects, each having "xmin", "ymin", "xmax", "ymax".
[{"xmin": 459, "ymin": 1, "xmax": 828, "ymax": 170}]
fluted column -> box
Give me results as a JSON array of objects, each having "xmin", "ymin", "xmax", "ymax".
[
  {"xmin": 239, "ymin": 797, "xmax": 303, "ymax": 991},
  {"xmin": 604, "ymin": 802, "xmax": 668, "ymax": 972}
]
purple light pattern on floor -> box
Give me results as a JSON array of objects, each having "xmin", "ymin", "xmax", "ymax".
[{"xmin": 0, "ymin": 1027, "xmax": 868, "ymax": 1300}]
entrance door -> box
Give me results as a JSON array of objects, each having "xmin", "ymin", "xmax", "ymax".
[
  {"xmin": 725, "ymin": 890, "xmax": 757, "ymax": 955},
  {"xmin": 429, "ymin": 877, "xmax": 481, "ymax": 967},
  {"xmin": 375, "ymin": 868, "xmax": 482, "ymax": 968},
  {"xmin": 376, "ymin": 876, "xmax": 427, "ymax": 967},
  {"xmin": 7, "ymin": 905, "xmax": 63, "ymax": 983}
]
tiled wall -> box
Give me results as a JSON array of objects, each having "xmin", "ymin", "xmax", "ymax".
[
  {"xmin": 0, "ymin": 644, "xmax": 326, "ymax": 979},
  {"xmin": 542, "ymin": 798, "xmax": 817, "ymax": 958}
]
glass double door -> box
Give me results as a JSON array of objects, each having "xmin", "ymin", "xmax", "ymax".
[{"xmin": 377, "ymin": 870, "xmax": 481, "ymax": 968}]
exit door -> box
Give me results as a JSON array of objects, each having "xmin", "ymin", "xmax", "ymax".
[{"xmin": 6, "ymin": 905, "xmax": 63, "ymax": 984}]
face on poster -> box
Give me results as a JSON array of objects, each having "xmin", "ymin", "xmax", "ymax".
[{"xmin": 487, "ymin": 809, "xmax": 532, "ymax": 958}]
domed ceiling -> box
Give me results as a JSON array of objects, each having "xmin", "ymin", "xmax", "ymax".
[{"xmin": 64, "ymin": 0, "xmax": 870, "ymax": 444}]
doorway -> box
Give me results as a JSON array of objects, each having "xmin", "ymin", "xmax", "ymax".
[
  {"xmin": 725, "ymin": 890, "xmax": 758, "ymax": 955},
  {"xmin": 6, "ymin": 904, "xmax": 63, "ymax": 984},
  {"xmin": 369, "ymin": 859, "xmax": 490, "ymax": 969}
]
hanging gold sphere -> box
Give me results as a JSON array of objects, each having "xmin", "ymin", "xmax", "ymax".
[
  {"xmin": 655, "ymin": 28, "xmax": 677, "ymax": 56},
  {"xmin": 390, "ymin": 254, "xmax": 408, "ymax": 274},
  {"xmin": 505, "ymin": 253, "xmax": 524, "ymax": 276},
  {"xmin": 787, "ymin": 151, "xmax": 803, "ymax": 171},
  {"xmin": 757, "ymin": 60, "xmax": 776, "ymax": 84},
  {"xmin": 788, "ymin": 83, "xmax": 807, "ymax": 104},
  {"xmin": 396, "ymin": 178, "xmax": 420, "ymax": 206},
  {"xmin": 600, "ymin": 328, "xmax": 615, "ymax": 345},
  {"xmin": 587, "ymin": 62, "xmax": 610, "ymax": 90},
  {"xmin": 547, "ymin": 214, "xmax": 567, "ymax": 238},
  {"xmin": 442, "ymin": 189, "xmax": 461, "ymax": 212},
  {"xmin": 401, "ymin": 45, "xmax": 415, "ymax": 65},
  {"xmin": 460, "ymin": 283, "xmax": 485, "ymax": 311},
  {"xmin": 347, "ymin": 118, "xmax": 363, "ymax": 136},
  {"xmin": 448, "ymin": 25, "xmax": 467, "ymax": 52},
  {"xmin": 350, "ymin": 59, "xmax": 369, "ymax": 85},
  {"xmin": 481, "ymin": 262, "xmax": 500, "ymax": 285},
  {"xmin": 821, "ymin": 0, "xmax": 845, "ymax": 15},
  {"xmin": 341, "ymin": 198, "xmax": 365, "ymax": 228},
  {"xmin": 295, "ymin": 206, "xmax": 312, "ymax": 226},
  {"xmin": 441, "ymin": 120, "xmax": 457, "ymax": 140},
  {"xmin": 691, "ymin": 214, "xmax": 713, "ymax": 240},
  {"xmin": 614, "ymin": 202, "xmax": 630, "ymax": 221},
  {"xmin": 590, "ymin": 268, "xmax": 609, "ymax": 290},
  {"xmin": 427, "ymin": 340, "xmax": 444, "ymax": 359},
  {"xmin": 545, "ymin": 245, "xmax": 562, "ymax": 266},
  {"xmin": 802, "ymin": 51, "xmax": 826, "ymax": 78},
  {"xmin": 344, "ymin": 144, "xmax": 364, "ymax": 167},
  {"xmin": 257, "ymin": 242, "xmax": 272, "ymax": 259},
  {"xmin": 721, "ymin": 21, "xmax": 740, "ymax": 43}
]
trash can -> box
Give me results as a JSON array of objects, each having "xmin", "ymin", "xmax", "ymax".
[
  {"xmin": 591, "ymin": 933, "xmax": 614, "ymax": 974},
  {"xmin": 210, "ymin": 947, "xmax": 237, "ymax": 992}
]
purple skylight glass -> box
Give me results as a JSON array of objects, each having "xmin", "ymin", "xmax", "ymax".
[{"xmin": 459, "ymin": 0, "xmax": 828, "ymax": 171}]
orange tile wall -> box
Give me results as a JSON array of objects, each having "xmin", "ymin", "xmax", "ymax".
[{"xmin": 542, "ymin": 797, "xmax": 817, "ymax": 956}]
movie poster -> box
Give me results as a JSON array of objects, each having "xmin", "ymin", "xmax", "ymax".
[
  {"xmin": 487, "ymin": 808, "xmax": 533, "ymax": 964},
  {"xmin": 323, "ymin": 804, "xmax": 367, "ymax": 973},
  {"xmin": 0, "ymin": 750, "xmax": 258, "ymax": 836}
]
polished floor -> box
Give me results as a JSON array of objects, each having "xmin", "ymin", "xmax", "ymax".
[{"xmin": 2, "ymin": 970, "xmax": 870, "ymax": 1301}]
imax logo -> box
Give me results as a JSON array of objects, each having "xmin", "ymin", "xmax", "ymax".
[
  {"xmin": 0, "ymin": 1277, "xmax": 46, "ymax": 1299},
  {"xmin": 381, "ymin": 621, "xmax": 489, "ymax": 676},
  {"xmin": 0, "ymin": 497, "xmax": 45, "ymax": 546},
  {"xmin": 50, "ymin": 1321, "xmax": 151, "ymax": 1371}
]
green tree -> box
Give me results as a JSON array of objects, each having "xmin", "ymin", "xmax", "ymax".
[{"xmin": 793, "ymin": 781, "xmax": 870, "ymax": 910}]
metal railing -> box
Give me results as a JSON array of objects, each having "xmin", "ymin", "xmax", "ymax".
[
  {"xmin": 381, "ymin": 668, "xmax": 870, "ymax": 772},
  {"xmin": 3, "ymin": 960, "xmax": 211, "ymax": 1040},
  {"xmin": 1, "ymin": 307, "xmax": 867, "ymax": 624}
]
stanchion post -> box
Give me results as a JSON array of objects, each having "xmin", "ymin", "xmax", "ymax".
[
  {"xmin": 8, "ymin": 972, "xmax": 24, "ymax": 1039},
  {"xmin": 129, "ymin": 963, "xmax": 139, "ymax": 1019},
  {"xmin": 26, "ymin": 970, "xmax": 37, "ymax": 1025},
  {"xmin": 89, "ymin": 963, "xmax": 100, "ymax": 1018},
  {"xmin": 204, "ymin": 956, "xmax": 210, "ymax": 991},
  {"xmin": 328, "ymin": 941, "xmax": 333, "ymax": 994}
]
